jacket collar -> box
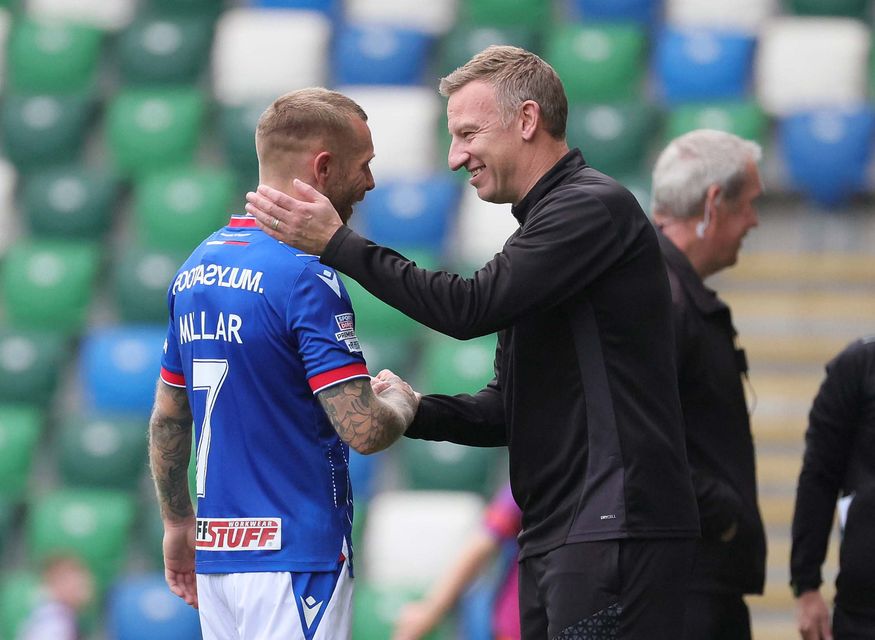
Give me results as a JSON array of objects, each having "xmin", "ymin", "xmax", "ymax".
[
  {"xmin": 511, "ymin": 148, "xmax": 586, "ymax": 225},
  {"xmin": 656, "ymin": 228, "xmax": 728, "ymax": 316}
]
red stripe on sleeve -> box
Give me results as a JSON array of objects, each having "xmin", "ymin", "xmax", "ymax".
[
  {"xmin": 161, "ymin": 367, "xmax": 186, "ymax": 388},
  {"xmin": 309, "ymin": 363, "xmax": 370, "ymax": 394}
]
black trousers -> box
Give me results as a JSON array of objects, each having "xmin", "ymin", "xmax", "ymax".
[
  {"xmin": 681, "ymin": 592, "xmax": 751, "ymax": 640},
  {"xmin": 518, "ymin": 538, "xmax": 695, "ymax": 640},
  {"xmin": 834, "ymin": 605, "xmax": 875, "ymax": 640}
]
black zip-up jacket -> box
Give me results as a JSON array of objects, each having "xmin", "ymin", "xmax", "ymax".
[
  {"xmin": 791, "ymin": 337, "xmax": 875, "ymax": 614},
  {"xmin": 658, "ymin": 231, "xmax": 766, "ymax": 595},
  {"xmin": 322, "ymin": 150, "xmax": 700, "ymax": 559}
]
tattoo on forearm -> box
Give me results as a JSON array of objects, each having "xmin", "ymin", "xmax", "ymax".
[
  {"xmin": 149, "ymin": 385, "xmax": 195, "ymax": 522},
  {"xmin": 319, "ymin": 379, "xmax": 403, "ymax": 454}
]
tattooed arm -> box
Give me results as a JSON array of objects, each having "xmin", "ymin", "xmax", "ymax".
[
  {"xmin": 148, "ymin": 379, "xmax": 198, "ymax": 609},
  {"xmin": 318, "ymin": 369, "xmax": 419, "ymax": 455}
]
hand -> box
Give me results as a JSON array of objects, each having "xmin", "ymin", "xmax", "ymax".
[
  {"xmin": 372, "ymin": 369, "xmax": 420, "ymax": 425},
  {"xmin": 245, "ymin": 181, "xmax": 343, "ymax": 255},
  {"xmin": 797, "ymin": 589, "xmax": 832, "ymax": 640},
  {"xmin": 163, "ymin": 517, "xmax": 199, "ymax": 609},
  {"xmin": 391, "ymin": 600, "xmax": 441, "ymax": 640}
]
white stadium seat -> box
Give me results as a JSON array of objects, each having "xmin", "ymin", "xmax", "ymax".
[
  {"xmin": 25, "ymin": 0, "xmax": 136, "ymax": 31},
  {"xmin": 449, "ymin": 187, "xmax": 520, "ymax": 270},
  {"xmin": 362, "ymin": 490, "xmax": 484, "ymax": 589},
  {"xmin": 339, "ymin": 85, "xmax": 441, "ymax": 180},
  {"xmin": 755, "ymin": 16, "xmax": 870, "ymax": 116},
  {"xmin": 346, "ymin": 0, "xmax": 458, "ymax": 35},
  {"xmin": 666, "ymin": 0, "xmax": 778, "ymax": 34},
  {"xmin": 212, "ymin": 8, "xmax": 330, "ymax": 106}
]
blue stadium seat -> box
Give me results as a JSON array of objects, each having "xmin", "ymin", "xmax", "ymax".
[
  {"xmin": 348, "ymin": 449, "xmax": 387, "ymax": 504},
  {"xmin": 107, "ymin": 573, "xmax": 201, "ymax": 640},
  {"xmin": 779, "ymin": 106, "xmax": 875, "ymax": 208},
  {"xmin": 79, "ymin": 326, "xmax": 167, "ymax": 416},
  {"xmin": 573, "ymin": 0, "xmax": 660, "ymax": 24},
  {"xmin": 655, "ymin": 27, "xmax": 756, "ymax": 104},
  {"xmin": 353, "ymin": 176, "xmax": 460, "ymax": 252},
  {"xmin": 247, "ymin": 0, "xmax": 339, "ymax": 16},
  {"xmin": 333, "ymin": 23, "xmax": 432, "ymax": 85}
]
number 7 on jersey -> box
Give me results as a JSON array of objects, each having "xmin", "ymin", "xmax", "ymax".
[{"xmin": 192, "ymin": 359, "xmax": 229, "ymax": 498}]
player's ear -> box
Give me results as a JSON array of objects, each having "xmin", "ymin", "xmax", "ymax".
[{"xmin": 313, "ymin": 151, "xmax": 333, "ymax": 188}]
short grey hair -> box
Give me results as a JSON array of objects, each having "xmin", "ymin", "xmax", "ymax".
[{"xmin": 650, "ymin": 129, "xmax": 762, "ymax": 219}]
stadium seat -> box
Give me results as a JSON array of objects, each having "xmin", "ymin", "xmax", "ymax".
[
  {"xmin": 448, "ymin": 188, "xmax": 519, "ymax": 272},
  {"xmin": 332, "ymin": 23, "xmax": 433, "ymax": 86},
  {"xmin": 132, "ymin": 166, "xmax": 236, "ymax": 252},
  {"xmin": 144, "ymin": 0, "xmax": 223, "ymax": 18},
  {"xmin": 459, "ymin": 0, "xmax": 551, "ymax": 28},
  {"xmin": 107, "ymin": 573, "xmax": 202, "ymax": 640},
  {"xmin": 0, "ymin": 405, "xmax": 42, "ymax": 502},
  {"xmin": 25, "ymin": 0, "xmax": 137, "ymax": 31},
  {"xmin": 779, "ymin": 106, "xmax": 875, "ymax": 208},
  {"xmin": 27, "ymin": 488, "xmax": 136, "ymax": 589},
  {"xmin": 437, "ymin": 24, "xmax": 539, "ymax": 77},
  {"xmin": 118, "ymin": 15, "xmax": 214, "ymax": 86},
  {"xmin": 361, "ymin": 490, "xmax": 485, "ymax": 588},
  {"xmin": 0, "ymin": 571, "xmax": 40, "ymax": 640},
  {"xmin": 56, "ymin": 414, "xmax": 149, "ymax": 491},
  {"xmin": 348, "ymin": 448, "xmax": 388, "ymax": 504},
  {"xmin": 0, "ymin": 92, "xmax": 94, "ymax": 171},
  {"xmin": 573, "ymin": 0, "xmax": 660, "ymax": 24},
  {"xmin": 354, "ymin": 176, "xmax": 460, "ymax": 252},
  {"xmin": 1, "ymin": 239, "xmax": 100, "ymax": 334},
  {"xmin": 7, "ymin": 18, "xmax": 103, "ymax": 93},
  {"xmin": 0, "ymin": 329, "xmax": 68, "ymax": 404},
  {"xmin": 545, "ymin": 24, "xmax": 648, "ymax": 102},
  {"xmin": 665, "ymin": 0, "xmax": 777, "ymax": 34},
  {"xmin": 566, "ymin": 101, "xmax": 659, "ymax": 177},
  {"xmin": 79, "ymin": 325, "xmax": 167, "ymax": 417},
  {"xmin": 113, "ymin": 243, "xmax": 186, "ymax": 323},
  {"xmin": 665, "ymin": 100, "xmax": 768, "ymax": 145},
  {"xmin": 787, "ymin": 0, "xmax": 869, "ymax": 17},
  {"xmin": 105, "ymin": 87, "xmax": 206, "ymax": 178},
  {"xmin": 354, "ymin": 582, "xmax": 453, "ymax": 640},
  {"xmin": 418, "ymin": 333, "xmax": 497, "ymax": 395},
  {"xmin": 212, "ymin": 8, "xmax": 331, "ymax": 106},
  {"xmin": 339, "ymin": 86, "xmax": 441, "ymax": 180},
  {"xmin": 347, "ymin": 0, "xmax": 457, "ymax": 35},
  {"xmin": 0, "ymin": 159, "xmax": 17, "ymax": 257},
  {"xmin": 755, "ymin": 17, "xmax": 870, "ymax": 116},
  {"xmin": 399, "ymin": 440, "xmax": 500, "ymax": 495},
  {"xmin": 22, "ymin": 166, "xmax": 119, "ymax": 239},
  {"xmin": 218, "ymin": 101, "xmax": 269, "ymax": 187},
  {"xmin": 249, "ymin": 0, "xmax": 338, "ymax": 14},
  {"xmin": 0, "ymin": 10, "xmax": 11, "ymax": 89},
  {"xmin": 655, "ymin": 27, "xmax": 756, "ymax": 104}
]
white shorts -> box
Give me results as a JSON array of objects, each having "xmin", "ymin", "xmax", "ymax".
[{"xmin": 196, "ymin": 560, "xmax": 353, "ymax": 640}]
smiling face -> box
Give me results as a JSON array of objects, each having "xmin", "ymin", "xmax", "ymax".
[
  {"xmin": 446, "ymin": 80, "xmax": 526, "ymax": 204},
  {"xmin": 323, "ymin": 116, "xmax": 376, "ymax": 223}
]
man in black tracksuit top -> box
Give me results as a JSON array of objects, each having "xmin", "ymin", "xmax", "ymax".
[
  {"xmin": 245, "ymin": 46, "xmax": 699, "ymax": 639},
  {"xmin": 792, "ymin": 337, "xmax": 875, "ymax": 639},
  {"xmin": 650, "ymin": 130, "xmax": 766, "ymax": 640}
]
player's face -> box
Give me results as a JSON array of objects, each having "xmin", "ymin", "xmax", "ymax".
[
  {"xmin": 717, "ymin": 161, "xmax": 761, "ymax": 269},
  {"xmin": 326, "ymin": 117, "xmax": 376, "ymax": 223},
  {"xmin": 447, "ymin": 80, "xmax": 524, "ymax": 204}
]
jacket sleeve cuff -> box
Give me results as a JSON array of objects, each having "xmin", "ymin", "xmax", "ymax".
[{"xmin": 322, "ymin": 225, "xmax": 357, "ymax": 267}]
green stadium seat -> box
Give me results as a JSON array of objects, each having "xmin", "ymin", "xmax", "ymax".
[
  {"xmin": 27, "ymin": 488, "xmax": 136, "ymax": 590},
  {"xmin": 0, "ymin": 92, "xmax": 93, "ymax": 171},
  {"xmin": 145, "ymin": 0, "xmax": 224, "ymax": 18},
  {"xmin": 399, "ymin": 439, "xmax": 500, "ymax": 494},
  {"xmin": 133, "ymin": 166, "xmax": 236, "ymax": 252},
  {"xmin": 7, "ymin": 18, "xmax": 102, "ymax": 94},
  {"xmin": 567, "ymin": 101, "xmax": 659, "ymax": 177},
  {"xmin": 1, "ymin": 239, "xmax": 100, "ymax": 334},
  {"xmin": 113, "ymin": 243, "xmax": 186, "ymax": 323},
  {"xmin": 545, "ymin": 24, "xmax": 647, "ymax": 102},
  {"xmin": 359, "ymin": 336, "xmax": 417, "ymax": 377},
  {"xmin": 218, "ymin": 102, "xmax": 267, "ymax": 188},
  {"xmin": 417, "ymin": 333, "xmax": 496, "ymax": 395},
  {"xmin": 0, "ymin": 329, "xmax": 68, "ymax": 404},
  {"xmin": 787, "ymin": 0, "xmax": 869, "ymax": 17},
  {"xmin": 665, "ymin": 100, "xmax": 769, "ymax": 145},
  {"xmin": 0, "ymin": 405, "xmax": 42, "ymax": 502},
  {"xmin": 118, "ymin": 14, "xmax": 213, "ymax": 85},
  {"xmin": 438, "ymin": 24, "xmax": 540, "ymax": 77},
  {"xmin": 459, "ymin": 0, "xmax": 551, "ymax": 28},
  {"xmin": 0, "ymin": 497, "xmax": 14, "ymax": 556},
  {"xmin": 56, "ymin": 414, "xmax": 149, "ymax": 491},
  {"xmin": 21, "ymin": 166, "xmax": 120, "ymax": 239},
  {"xmin": 105, "ymin": 87, "xmax": 206, "ymax": 178},
  {"xmin": 353, "ymin": 582, "xmax": 453, "ymax": 640},
  {"xmin": 0, "ymin": 571, "xmax": 40, "ymax": 640}
]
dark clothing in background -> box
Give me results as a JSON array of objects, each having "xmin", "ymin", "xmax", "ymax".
[
  {"xmin": 658, "ymin": 230, "xmax": 767, "ymax": 599},
  {"xmin": 791, "ymin": 337, "xmax": 875, "ymax": 616}
]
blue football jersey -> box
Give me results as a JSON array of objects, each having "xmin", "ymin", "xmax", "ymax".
[{"xmin": 160, "ymin": 215, "xmax": 370, "ymax": 574}]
